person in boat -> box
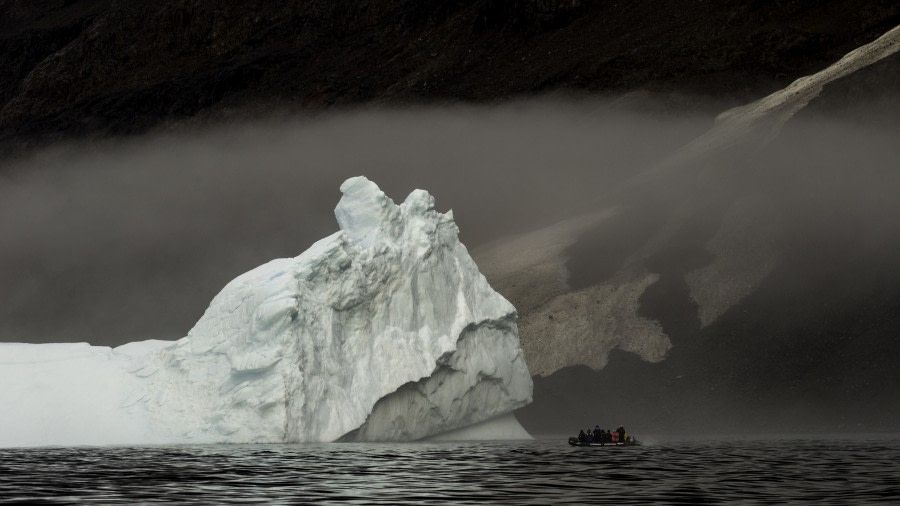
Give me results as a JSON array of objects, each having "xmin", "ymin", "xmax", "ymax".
[
  {"xmin": 616, "ymin": 426, "xmax": 627, "ymax": 441},
  {"xmin": 611, "ymin": 430, "xmax": 619, "ymax": 442},
  {"xmin": 585, "ymin": 429, "xmax": 593, "ymax": 443},
  {"xmin": 593, "ymin": 425, "xmax": 602, "ymax": 441},
  {"xmin": 578, "ymin": 429, "xmax": 587, "ymax": 442}
]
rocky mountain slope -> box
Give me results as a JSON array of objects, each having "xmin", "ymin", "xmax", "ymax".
[
  {"xmin": 2, "ymin": 0, "xmax": 900, "ymax": 153},
  {"xmin": 499, "ymin": 30, "xmax": 900, "ymax": 433}
]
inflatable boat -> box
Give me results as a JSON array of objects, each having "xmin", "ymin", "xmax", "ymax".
[{"xmin": 568, "ymin": 437, "xmax": 639, "ymax": 447}]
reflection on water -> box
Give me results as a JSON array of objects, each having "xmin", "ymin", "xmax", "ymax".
[{"xmin": 1, "ymin": 437, "xmax": 899, "ymax": 504}]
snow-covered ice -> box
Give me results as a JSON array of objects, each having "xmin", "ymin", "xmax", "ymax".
[{"xmin": 0, "ymin": 177, "xmax": 533, "ymax": 447}]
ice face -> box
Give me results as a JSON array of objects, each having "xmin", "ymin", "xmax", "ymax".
[
  {"xmin": 0, "ymin": 177, "xmax": 533, "ymax": 446},
  {"xmin": 0, "ymin": 342, "xmax": 167, "ymax": 447}
]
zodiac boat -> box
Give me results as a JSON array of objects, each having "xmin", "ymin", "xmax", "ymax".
[{"xmin": 568, "ymin": 437, "xmax": 639, "ymax": 447}]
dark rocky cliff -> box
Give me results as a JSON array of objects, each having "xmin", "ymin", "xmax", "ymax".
[{"xmin": 2, "ymin": 0, "xmax": 900, "ymax": 153}]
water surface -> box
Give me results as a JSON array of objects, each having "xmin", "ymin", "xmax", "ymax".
[{"xmin": 2, "ymin": 436, "xmax": 898, "ymax": 503}]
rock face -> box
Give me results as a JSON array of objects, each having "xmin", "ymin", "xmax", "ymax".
[
  {"xmin": 0, "ymin": 176, "xmax": 533, "ymax": 446},
  {"xmin": 2, "ymin": 0, "xmax": 900, "ymax": 153}
]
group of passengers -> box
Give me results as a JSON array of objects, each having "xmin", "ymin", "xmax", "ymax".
[{"xmin": 577, "ymin": 425, "xmax": 630, "ymax": 443}]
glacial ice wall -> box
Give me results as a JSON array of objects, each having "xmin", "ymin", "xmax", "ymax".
[{"xmin": 0, "ymin": 177, "xmax": 532, "ymax": 446}]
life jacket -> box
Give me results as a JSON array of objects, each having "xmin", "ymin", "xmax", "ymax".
[{"xmin": 611, "ymin": 432, "xmax": 619, "ymax": 442}]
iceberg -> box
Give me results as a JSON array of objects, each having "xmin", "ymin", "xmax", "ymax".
[{"xmin": 0, "ymin": 177, "xmax": 533, "ymax": 447}]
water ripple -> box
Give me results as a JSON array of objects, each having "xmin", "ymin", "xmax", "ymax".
[{"xmin": 1, "ymin": 438, "xmax": 899, "ymax": 504}]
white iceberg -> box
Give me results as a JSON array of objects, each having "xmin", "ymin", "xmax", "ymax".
[{"xmin": 0, "ymin": 176, "xmax": 533, "ymax": 447}]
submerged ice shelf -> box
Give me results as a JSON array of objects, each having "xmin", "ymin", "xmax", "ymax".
[{"xmin": 0, "ymin": 177, "xmax": 533, "ymax": 447}]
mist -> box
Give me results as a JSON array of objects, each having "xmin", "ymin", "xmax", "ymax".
[
  {"xmin": 515, "ymin": 103, "xmax": 900, "ymax": 435},
  {"xmin": 0, "ymin": 100, "xmax": 709, "ymax": 345}
]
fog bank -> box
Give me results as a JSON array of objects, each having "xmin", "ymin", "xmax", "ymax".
[{"xmin": 0, "ymin": 100, "xmax": 708, "ymax": 344}]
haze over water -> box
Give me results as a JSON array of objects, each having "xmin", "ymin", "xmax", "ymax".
[{"xmin": 2, "ymin": 437, "xmax": 898, "ymax": 504}]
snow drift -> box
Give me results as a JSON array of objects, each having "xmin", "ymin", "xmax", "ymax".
[{"xmin": 0, "ymin": 177, "xmax": 533, "ymax": 447}]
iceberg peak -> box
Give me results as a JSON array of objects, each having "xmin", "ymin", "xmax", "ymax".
[{"xmin": 335, "ymin": 176, "xmax": 400, "ymax": 248}]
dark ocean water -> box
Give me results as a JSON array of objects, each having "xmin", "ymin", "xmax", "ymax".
[{"xmin": 2, "ymin": 436, "xmax": 899, "ymax": 504}]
